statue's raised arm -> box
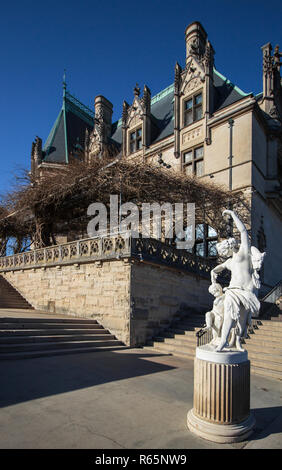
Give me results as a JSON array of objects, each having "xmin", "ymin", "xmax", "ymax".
[{"xmin": 222, "ymin": 210, "xmax": 249, "ymax": 256}]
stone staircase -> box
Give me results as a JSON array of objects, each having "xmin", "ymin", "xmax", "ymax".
[
  {"xmin": 144, "ymin": 310, "xmax": 282, "ymax": 381},
  {"xmin": 0, "ymin": 314, "xmax": 125, "ymax": 360},
  {"xmin": 144, "ymin": 312, "xmax": 202, "ymax": 360},
  {"xmin": 0, "ymin": 275, "xmax": 33, "ymax": 309}
]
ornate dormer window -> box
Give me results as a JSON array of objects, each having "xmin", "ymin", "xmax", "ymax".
[
  {"xmin": 184, "ymin": 92, "xmax": 203, "ymax": 126},
  {"xmin": 130, "ymin": 127, "xmax": 142, "ymax": 154},
  {"xmin": 122, "ymin": 84, "xmax": 151, "ymax": 157}
]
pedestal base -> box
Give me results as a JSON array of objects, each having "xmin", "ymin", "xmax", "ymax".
[
  {"xmin": 187, "ymin": 345, "xmax": 255, "ymax": 443},
  {"xmin": 187, "ymin": 409, "xmax": 255, "ymax": 444}
]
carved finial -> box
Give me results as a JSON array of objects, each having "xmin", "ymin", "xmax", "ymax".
[
  {"xmin": 274, "ymin": 44, "xmax": 282, "ymax": 67},
  {"xmin": 174, "ymin": 62, "xmax": 182, "ymax": 93},
  {"xmin": 134, "ymin": 83, "xmax": 141, "ymax": 97},
  {"xmin": 203, "ymin": 40, "xmax": 214, "ymax": 69},
  {"xmin": 63, "ymin": 69, "xmax": 67, "ymax": 98},
  {"xmin": 142, "ymin": 85, "xmax": 151, "ymax": 113},
  {"xmin": 122, "ymin": 100, "xmax": 130, "ymax": 126}
]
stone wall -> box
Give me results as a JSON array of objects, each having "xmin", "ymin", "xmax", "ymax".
[
  {"xmin": 2, "ymin": 260, "xmax": 131, "ymax": 345},
  {"xmin": 131, "ymin": 261, "xmax": 211, "ymax": 346},
  {"xmin": 1, "ymin": 256, "xmax": 213, "ymax": 347}
]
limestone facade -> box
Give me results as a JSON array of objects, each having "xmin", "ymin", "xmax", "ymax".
[{"xmin": 31, "ymin": 20, "xmax": 282, "ymax": 292}]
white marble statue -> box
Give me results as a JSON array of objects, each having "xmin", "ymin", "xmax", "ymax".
[
  {"xmin": 208, "ymin": 210, "xmax": 265, "ymax": 352},
  {"xmin": 202, "ymin": 283, "xmax": 225, "ymax": 345}
]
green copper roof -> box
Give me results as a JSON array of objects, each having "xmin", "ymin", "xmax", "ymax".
[{"xmin": 43, "ymin": 90, "xmax": 93, "ymax": 163}]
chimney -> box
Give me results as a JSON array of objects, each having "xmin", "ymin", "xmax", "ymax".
[
  {"xmin": 94, "ymin": 95, "xmax": 113, "ymax": 142},
  {"xmin": 185, "ymin": 21, "xmax": 207, "ymax": 64}
]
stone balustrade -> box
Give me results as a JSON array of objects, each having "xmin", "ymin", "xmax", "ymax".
[
  {"xmin": 0, "ymin": 232, "xmax": 218, "ymax": 280},
  {"xmin": 0, "ymin": 233, "xmax": 132, "ymax": 271}
]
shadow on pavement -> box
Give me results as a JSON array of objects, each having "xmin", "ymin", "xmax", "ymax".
[
  {"xmin": 251, "ymin": 406, "xmax": 282, "ymax": 440},
  {"xmin": 0, "ymin": 350, "xmax": 178, "ymax": 408}
]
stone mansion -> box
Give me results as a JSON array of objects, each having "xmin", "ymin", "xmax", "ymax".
[{"xmin": 30, "ymin": 21, "xmax": 282, "ymax": 294}]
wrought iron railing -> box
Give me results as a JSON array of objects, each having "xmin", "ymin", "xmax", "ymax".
[
  {"xmin": 196, "ymin": 318, "xmax": 263, "ymax": 347},
  {"xmin": 262, "ymin": 280, "xmax": 282, "ymax": 304},
  {"xmin": 196, "ymin": 327, "xmax": 212, "ymax": 347},
  {"xmin": 131, "ymin": 237, "xmax": 216, "ymax": 278}
]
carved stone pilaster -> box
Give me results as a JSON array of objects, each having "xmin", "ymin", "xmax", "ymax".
[
  {"xmin": 122, "ymin": 100, "xmax": 130, "ymax": 157},
  {"xmin": 174, "ymin": 63, "xmax": 182, "ymax": 160}
]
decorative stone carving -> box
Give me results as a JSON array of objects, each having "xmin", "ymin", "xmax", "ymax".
[
  {"xmin": 180, "ymin": 58, "xmax": 205, "ymax": 96},
  {"xmin": 86, "ymin": 95, "xmax": 113, "ymax": 161},
  {"xmin": 87, "ymin": 126, "xmax": 102, "ymax": 157},
  {"xmin": 182, "ymin": 125, "xmax": 202, "ymax": 144}
]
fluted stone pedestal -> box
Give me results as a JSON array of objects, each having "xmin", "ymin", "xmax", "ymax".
[{"xmin": 187, "ymin": 344, "xmax": 255, "ymax": 443}]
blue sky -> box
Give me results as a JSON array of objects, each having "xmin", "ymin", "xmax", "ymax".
[{"xmin": 0, "ymin": 0, "xmax": 281, "ymax": 196}]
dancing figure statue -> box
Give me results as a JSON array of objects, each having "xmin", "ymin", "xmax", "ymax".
[{"xmin": 209, "ymin": 210, "xmax": 265, "ymax": 352}]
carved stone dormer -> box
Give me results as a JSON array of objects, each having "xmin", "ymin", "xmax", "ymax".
[
  {"xmin": 86, "ymin": 95, "xmax": 113, "ymax": 161},
  {"xmin": 122, "ymin": 84, "xmax": 151, "ymax": 157},
  {"xmin": 174, "ymin": 21, "xmax": 215, "ymax": 157},
  {"xmin": 31, "ymin": 136, "xmax": 42, "ymax": 178}
]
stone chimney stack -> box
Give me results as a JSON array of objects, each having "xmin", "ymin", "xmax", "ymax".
[
  {"xmin": 94, "ymin": 95, "xmax": 113, "ymax": 142},
  {"xmin": 185, "ymin": 21, "xmax": 207, "ymax": 64}
]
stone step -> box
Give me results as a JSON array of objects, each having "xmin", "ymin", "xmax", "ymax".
[
  {"xmin": 0, "ymin": 322, "xmax": 104, "ymax": 330},
  {"xmin": 0, "ymin": 328, "xmax": 109, "ymax": 336},
  {"xmin": 174, "ymin": 320, "xmax": 205, "ymax": 329},
  {"xmin": 0, "ymin": 339, "xmax": 123, "ymax": 353},
  {"xmin": 0, "ymin": 276, "xmax": 33, "ymax": 309},
  {"xmin": 248, "ymin": 356, "xmax": 282, "ymax": 374},
  {"xmin": 0, "ymin": 317, "xmax": 99, "ymax": 324},
  {"xmin": 166, "ymin": 328, "xmax": 201, "ymax": 337},
  {"xmin": 0, "ymin": 344, "xmax": 127, "ymax": 361},
  {"xmin": 255, "ymin": 319, "xmax": 282, "ymax": 328},
  {"xmin": 0, "ymin": 300, "xmax": 32, "ymax": 309},
  {"xmin": 154, "ymin": 336, "xmax": 197, "ymax": 348},
  {"xmin": 143, "ymin": 344, "xmax": 194, "ymax": 360},
  {"xmin": 0, "ymin": 334, "xmax": 116, "ymax": 344},
  {"xmin": 247, "ymin": 349, "xmax": 282, "ymax": 362},
  {"xmin": 147, "ymin": 339, "xmax": 196, "ymax": 356},
  {"xmin": 245, "ymin": 334, "xmax": 282, "ymax": 346},
  {"xmin": 244, "ymin": 342, "xmax": 282, "ymax": 354},
  {"xmin": 246, "ymin": 329, "xmax": 282, "ymax": 340},
  {"xmin": 250, "ymin": 365, "xmax": 282, "ymax": 380}
]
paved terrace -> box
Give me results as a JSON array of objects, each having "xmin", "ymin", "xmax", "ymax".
[{"xmin": 0, "ymin": 311, "xmax": 281, "ymax": 450}]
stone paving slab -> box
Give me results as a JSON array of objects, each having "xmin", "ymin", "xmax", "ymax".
[{"xmin": 0, "ymin": 348, "xmax": 281, "ymax": 449}]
